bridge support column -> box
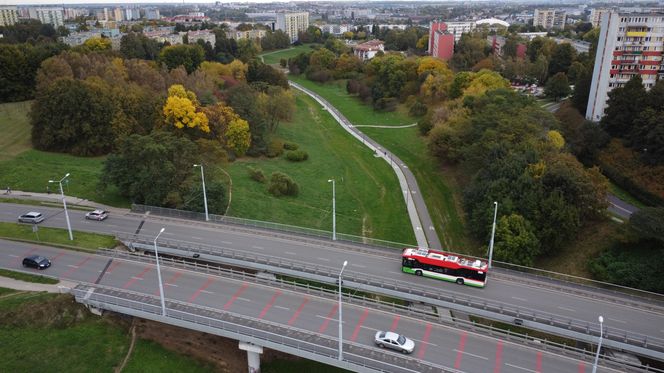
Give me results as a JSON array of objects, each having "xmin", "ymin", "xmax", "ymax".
[{"xmin": 239, "ymin": 341, "xmax": 263, "ymax": 373}]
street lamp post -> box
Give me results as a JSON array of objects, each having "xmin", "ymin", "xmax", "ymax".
[
  {"xmin": 488, "ymin": 201, "xmax": 498, "ymax": 269},
  {"xmin": 338, "ymin": 260, "xmax": 348, "ymax": 361},
  {"xmin": 193, "ymin": 164, "xmax": 209, "ymax": 221},
  {"xmin": 328, "ymin": 179, "xmax": 336, "ymax": 241},
  {"xmin": 154, "ymin": 228, "xmax": 167, "ymax": 317},
  {"xmin": 592, "ymin": 316, "xmax": 605, "ymax": 373},
  {"xmin": 48, "ymin": 173, "xmax": 73, "ymax": 241}
]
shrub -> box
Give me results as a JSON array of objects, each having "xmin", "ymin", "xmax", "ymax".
[
  {"xmin": 286, "ymin": 150, "xmax": 309, "ymax": 162},
  {"xmin": 283, "ymin": 142, "xmax": 299, "ymax": 150},
  {"xmin": 374, "ymin": 97, "xmax": 398, "ymax": 112},
  {"xmin": 409, "ymin": 100, "xmax": 428, "ymax": 117},
  {"xmin": 267, "ymin": 172, "xmax": 299, "ymax": 197},
  {"xmin": 279, "ymin": 58, "xmax": 287, "ymax": 67},
  {"xmin": 248, "ymin": 167, "xmax": 266, "ymax": 183},
  {"xmin": 306, "ymin": 68, "xmax": 332, "ymax": 83},
  {"xmin": 266, "ymin": 138, "xmax": 285, "ymax": 158}
]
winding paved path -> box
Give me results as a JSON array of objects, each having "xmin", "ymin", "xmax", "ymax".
[{"xmin": 289, "ymin": 81, "xmax": 442, "ymax": 250}]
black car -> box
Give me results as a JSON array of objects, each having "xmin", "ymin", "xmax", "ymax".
[{"xmin": 22, "ymin": 255, "xmax": 51, "ymax": 270}]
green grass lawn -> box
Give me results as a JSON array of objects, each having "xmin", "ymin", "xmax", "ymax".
[
  {"xmin": 288, "ymin": 75, "xmax": 472, "ymax": 252},
  {"xmin": 0, "ymin": 222, "xmax": 116, "ymax": 251},
  {"xmin": 0, "ymin": 101, "xmax": 33, "ymax": 162},
  {"xmin": 0, "ymin": 268, "xmax": 59, "ymax": 284},
  {"xmin": 262, "ymin": 360, "xmax": 351, "ymax": 373},
  {"xmin": 123, "ymin": 339, "xmax": 216, "ymax": 373},
  {"xmin": 260, "ymin": 44, "xmax": 320, "ymax": 65},
  {"xmin": 226, "ymin": 92, "xmax": 415, "ymax": 244}
]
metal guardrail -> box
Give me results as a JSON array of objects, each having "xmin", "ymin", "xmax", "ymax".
[
  {"xmin": 116, "ymin": 232, "xmax": 664, "ymax": 362},
  {"xmin": 72, "ymin": 283, "xmax": 458, "ymax": 373},
  {"xmin": 132, "ymin": 203, "xmax": 664, "ymax": 306},
  {"xmin": 96, "ymin": 248, "xmax": 663, "ymax": 372}
]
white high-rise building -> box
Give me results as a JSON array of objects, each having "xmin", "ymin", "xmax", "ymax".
[
  {"xmin": 586, "ymin": 11, "xmax": 664, "ymax": 121},
  {"xmin": 31, "ymin": 8, "xmax": 65, "ymax": 27},
  {"xmin": 275, "ymin": 12, "xmax": 309, "ymax": 43},
  {"xmin": 533, "ymin": 9, "xmax": 567, "ymax": 30},
  {"xmin": 0, "ymin": 6, "xmax": 19, "ymax": 26},
  {"xmin": 113, "ymin": 8, "xmax": 124, "ymax": 22},
  {"xmin": 589, "ymin": 8, "xmax": 611, "ymax": 28},
  {"xmin": 125, "ymin": 8, "xmax": 140, "ymax": 21}
]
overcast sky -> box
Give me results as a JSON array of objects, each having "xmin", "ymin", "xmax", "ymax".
[{"xmin": 3, "ymin": 0, "xmax": 288, "ymax": 5}]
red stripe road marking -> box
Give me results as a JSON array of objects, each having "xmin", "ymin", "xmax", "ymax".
[
  {"xmin": 52, "ymin": 251, "xmax": 67, "ymax": 262},
  {"xmin": 417, "ymin": 323, "xmax": 433, "ymax": 360},
  {"xmin": 106, "ymin": 261, "xmax": 121, "ymax": 274},
  {"xmin": 190, "ymin": 277, "xmax": 215, "ymax": 303},
  {"xmin": 578, "ymin": 361, "xmax": 585, "ymax": 373},
  {"xmin": 390, "ymin": 315, "xmax": 400, "ymax": 332},
  {"xmin": 536, "ymin": 351, "xmax": 543, "ymax": 373},
  {"xmin": 258, "ymin": 290, "xmax": 282, "ymax": 319},
  {"xmin": 494, "ymin": 341, "xmax": 504, "ymax": 373},
  {"xmin": 454, "ymin": 331, "xmax": 468, "ymax": 369},
  {"xmin": 318, "ymin": 304, "xmax": 339, "ymax": 334},
  {"xmin": 122, "ymin": 266, "xmax": 151, "ymax": 289},
  {"xmin": 61, "ymin": 257, "xmax": 91, "ymax": 278},
  {"xmin": 350, "ymin": 309, "xmax": 369, "ymax": 342},
  {"xmin": 16, "ymin": 248, "xmax": 37, "ymax": 264},
  {"xmin": 288, "ymin": 297, "xmax": 309, "ymax": 326},
  {"xmin": 154, "ymin": 271, "xmax": 183, "ymax": 296},
  {"xmin": 223, "ymin": 282, "xmax": 249, "ymax": 310}
]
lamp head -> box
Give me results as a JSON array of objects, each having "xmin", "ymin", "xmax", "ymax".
[
  {"xmin": 159, "ymin": 227, "xmax": 165, "ymax": 234},
  {"xmin": 598, "ymin": 316, "xmax": 604, "ymax": 323},
  {"xmin": 342, "ymin": 260, "xmax": 348, "ymax": 268},
  {"xmin": 328, "ymin": 179, "xmax": 333, "ymax": 183},
  {"xmin": 194, "ymin": 164, "xmax": 200, "ymax": 167},
  {"xmin": 65, "ymin": 173, "xmax": 70, "ymax": 178},
  {"xmin": 48, "ymin": 180, "xmax": 54, "ymax": 183}
]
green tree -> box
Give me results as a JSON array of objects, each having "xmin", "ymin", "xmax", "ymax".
[
  {"xmin": 257, "ymin": 86, "xmax": 295, "ymax": 133},
  {"xmin": 267, "ymin": 172, "xmax": 299, "ymax": 197},
  {"xmin": 120, "ymin": 32, "xmax": 160, "ymax": 60},
  {"xmin": 494, "ymin": 214, "xmax": 540, "ymax": 266},
  {"xmin": 600, "ymin": 75, "xmax": 647, "ymax": 136},
  {"xmin": 159, "ymin": 44, "xmax": 205, "ymax": 74},
  {"xmin": 544, "ymin": 72, "xmax": 571, "ymax": 101},
  {"xmin": 236, "ymin": 38, "xmax": 261, "ymax": 62},
  {"xmin": 226, "ymin": 83, "xmax": 268, "ymax": 155},
  {"xmin": 548, "ymin": 43, "xmax": 577, "ymax": 78},
  {"xmin": 571, "ymin": 65, "xmax": 592, "ymax": 113},
  {"xmin": 182, "ymin": 178, "xmax": 228, "ymax": 215}
]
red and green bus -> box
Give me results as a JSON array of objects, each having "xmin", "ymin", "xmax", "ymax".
[{"xmin": 401, "ymin": 248, "xmax": 488, "ymax": 288}]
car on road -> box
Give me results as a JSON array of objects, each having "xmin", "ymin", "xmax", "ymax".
[
  {"xmin": 17, "ymin": 212, "xmax": 44, "ymax": 224},
  {"xmin": 374, "ymin": 331, "xmax": 415, "ymax": 354},
  {"xmin": 22, "ymin": 255, "xmax": 51, "ymax": 270},
  {"xmin": 85, "ymin": 209, "xmax": 109, "ymax": 221}
]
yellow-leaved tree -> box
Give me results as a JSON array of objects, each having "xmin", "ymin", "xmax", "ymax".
[
  {"xmin": 83, "ymin": 37, "xmax": 112, "ymax": 51},
  {"xmin": 163, "ymin": 84, "xmax": 210, "ymax": 133},
  {"xmin": 225, "ymin": 118, "xmax": 251, "ymax": 156}
]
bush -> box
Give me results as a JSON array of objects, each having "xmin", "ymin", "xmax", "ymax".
[
  {"xmin": 409, "ymin": 100, "xmax": 428, "ymax": 117},
  {"xmin": 374, "ymin": 97, "xmax": 398, "ymax": 112},
  {"xmin": 267, "ymin": 172, "xmax": 299, "ymax": 197},
  {"xmin": 417, "ymin": 116, "xmax": 433, "ymax": 135},
  {"xmin": 283, "ymin": 142, "xmax": 299, "ymax": 150},
  {"xmin": 279, "ymin": 58, "xmax": 287, "ymax": 68},
  {"xmin": 306, "ymin": 68, "xmax": 332, "ymax": 83},
  {"xmin": 285, "ymin": 150, "xmax": 309, "ymax": 162},
  {"xmin": 266, "ymin": 138, "xmax": 285, "ymax": 158},
  {"xmin": 248, "ymin": 167, "xmax": 266, "ymax": 183}
]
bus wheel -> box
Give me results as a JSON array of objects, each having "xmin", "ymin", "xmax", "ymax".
[
  {"xmin": 415, "ymin": 270, "xmax": 423, "ymax": 276},
  {"xmin": 455, "ymin": 278, "xmax": 464, "ymax": 285}
]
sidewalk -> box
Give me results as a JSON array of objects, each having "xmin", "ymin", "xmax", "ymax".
[
  {"xmin": 0, "ymin": 276, "xmax": 76, "ymax": 294},
  {"xmin": 2, "ymin": 189, "xmax": 129, "ymax": 215}
]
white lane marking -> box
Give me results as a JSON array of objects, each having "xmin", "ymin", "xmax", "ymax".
[
  {"xmin": 505, "ymin": 363, "xmax": 537, "ymax": 373},
  {"xmin": 221, "ymin": 241, "xmax": 232, "ymax": 244},
  {"xmin": 106, "ymin": 224, "xmax": 119, "ymax": 228},
  {"xmin": 191, "ymin": 236, "xmax": 203, "ymax": 240},
  {"xmin": 131, "ymin": 276, "xmax": 144, "ymax": 280},
  {"xmin": 252, "ymin": 246, "xmax": 264, "ymax": 250},
  {"xmin": 318, "ymin": 257, "xmax": 330, "ymax": 262},
  {"xmin": 607, "ymin": 317, "xmax": 626, "ymax": 324},
  {"xmin": 163, "ymin": 232, "xmax": 175, "ymax": 235},
  {"xmin": 165, "ymin": 283, "xmax": 179, "ymax": 287},
  {"xmin": 238, "ymin": 297, "xmax": 251, "ymax": 302},
  {"xmin": 511, "ymin": 296, "xmax": 527, "ymax": 302},
  {"xmin": 274, "ymin": 306, "xmax": 290, "ymax": 311},
  {"xmin": 67, "ymin": 264, "xmax": 78, "ymax": 268},
  {"xmin": 351, "ymin": 263, "xmax": 366, "ymax": 268},
  {"xmin": 388, "ymin": 271, "xmax": 402, "ymax": 275},
  {"xmin": 200, "ymin": 290, "xmax": 213, "ymax": 294},
  {"xmin": 284, "ymin": 251, "xmax": 296, "ymax": 255},
  {"xmin": 9, "ymin": 254, "xmax": 18, "ymax": 258},
  {"xmin": 452, "ymin": 349, "xmax": 488, "ymax": 360},
  {"xmin": 556, "ymin": 306, "xmax": 576, "ymax": 313}
]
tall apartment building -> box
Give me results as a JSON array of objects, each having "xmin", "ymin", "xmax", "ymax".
[
  {"xmin": 586, "ymin": 12, "xmax": 664, "ymax": 121},
  {"xmin": 533, "ymin": 9, "xmax": 567, "ymax": 30},
  {"xmin": 0, "ymin": 6, "xmax": 19, "ymax": 27},
  {"xmin": 445, "ymin": 21, "xmax": 476, "ymax": 43},
  {"xmin": 275, "ymin": 12, "xmax": 309, "ymax": 43},
  {"xmin": 589, "ymin": 8, "xmax": 611, "ymax": 28},
  {"xmin": 113, "ymin": 8, "xmax": 124, "ymax": 22},
  {"xmin": 428, "ymin": 21, "xmax": 455, "ymax": 61},
  {"xmin": 30, "ymin": 8, "xmax": 65, "ymax": 27},
  {"xmin": 145, "ymin": 8, "xmax": 160, "ymax": 20},
  {"xmin": 125, "ymin": 8, "xmax": 140, "ymax": 21}
]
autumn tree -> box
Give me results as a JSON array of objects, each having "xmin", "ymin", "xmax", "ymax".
[
  {"xmin": 257, "ymin": 86, "xmax": 296, "ymax": 133},
  {"xmin": 159, "ymin": 44, "xmax": 205, "ymax": 73},
  {"xmin": 81, "ymin": 37, "xmax": 112, "ymax": 52},
  {"xmin": 494, "ymin": 214, "xmax": 540, "ymax": 266},
  {"xmin": 162, "ymin": 84, "xmax": 210, "ymax": 134}
]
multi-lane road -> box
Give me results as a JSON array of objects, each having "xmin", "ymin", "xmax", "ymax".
[
  {"xmin": 0, "ymin": 239, "xmax": 627, "ymax": 372},
  {"xmin": 1, "ymin": 203, "xmax": 664, "ymax": 356}
]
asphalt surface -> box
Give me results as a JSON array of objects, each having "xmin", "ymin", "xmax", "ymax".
[
  {"xmin": 0, "ymin": 239, "xmax": 623, "ymax": 373},
  {"xmin": 2, "ymin": 203, "xmax": 663, "ymax": 353}
]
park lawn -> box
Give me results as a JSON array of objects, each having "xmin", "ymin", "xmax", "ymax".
[
  {"xmin": 0, "ymin": 101, "xmax": 33, "ymax": 161},
  {"xmin": 262, "ymin": 360, "xmax": 351, "ymax": 373},
  {"xmin": 0, "ymin": 268, "xmax": 59, "ymax": 284},
  {"xmin": 260, "ymin": 44, "xmax": 320, "ymax": 65},
  {"xmin": 123, "ymin": 339, "xmax": 216, "ymax": 373},
  {"xmin": 225, "ymin": 91, "xmax": 415, "ymax": 245},
  {"xmin": 0, "ymin": 149, "xmax": 128, "ymax": 207},
  {"xmin": 289, "ymin": 76, "xmax": 471, "ymax": 252},
  {"xmin": 0, "ymin": 222, "xmax": 116, "ymax": 251}
]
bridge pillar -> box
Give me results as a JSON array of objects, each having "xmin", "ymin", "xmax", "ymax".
[{"xmin": 238, "ymin": 341, "xmax": 263, "ymax": 373}]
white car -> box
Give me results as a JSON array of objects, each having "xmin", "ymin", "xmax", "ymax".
[
  {"xmin": 374, "ymin": 331, "xmax": 415, "ymax": 354},
  {"xmin": 85, "ymin": 209, "xmax": 109, "ymax": 221},
  {"xmin": 18, "ymin": 211, "xmax": 44, "ymax": 224}
]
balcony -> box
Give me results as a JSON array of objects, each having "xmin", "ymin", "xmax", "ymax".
[{"xmin": 626, "ymin": 31, "xmax": 647, "ymax": 37}]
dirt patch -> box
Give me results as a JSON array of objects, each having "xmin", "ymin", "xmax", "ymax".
[{"xmin": 133, "ymin": 318, "xmax": 302, "ymax": 373}]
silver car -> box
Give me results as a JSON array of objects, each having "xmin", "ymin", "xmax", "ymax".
[
  {"xmin": 18, "ymin": 212, "xmax": 44, "ymax": 224},
  {"xmin": 374, "ymin": 331, "xmax": 415, "ymax": 354}
]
